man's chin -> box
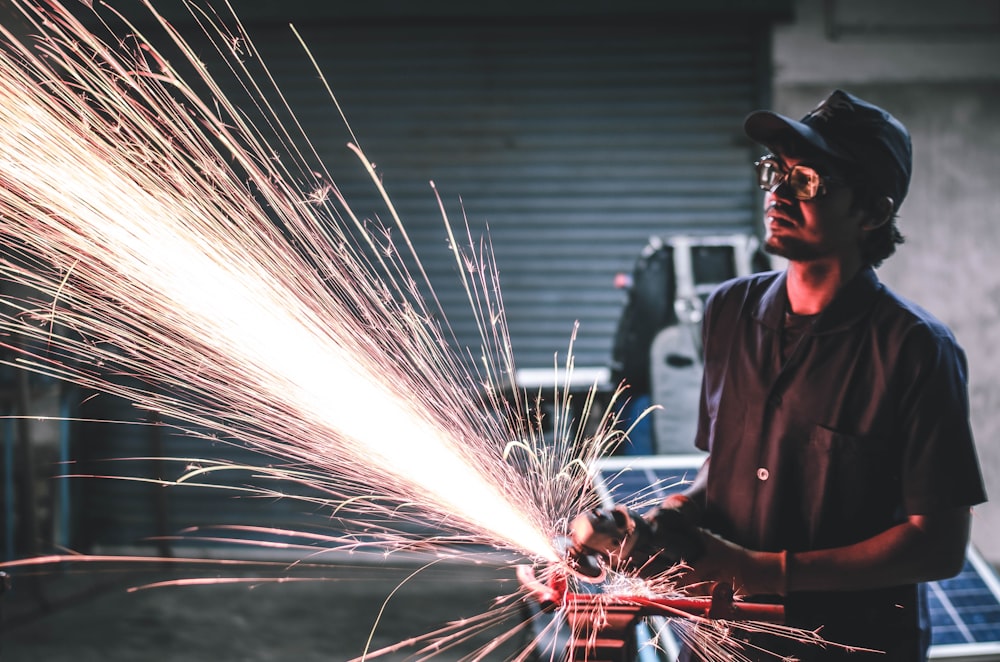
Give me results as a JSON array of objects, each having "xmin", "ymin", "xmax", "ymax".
[{"xmin": 764, "ymin": 236, "xmax": 822, "ymax": 262}]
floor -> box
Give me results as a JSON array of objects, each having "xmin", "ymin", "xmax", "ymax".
[{"xmin": 0, "ymin": 554, "xmax": 536, "ymax": 662}]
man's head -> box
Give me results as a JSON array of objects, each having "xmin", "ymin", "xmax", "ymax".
[{"xmin": 744, "ymin": 90, "xmax": 912, "ymax": 266}]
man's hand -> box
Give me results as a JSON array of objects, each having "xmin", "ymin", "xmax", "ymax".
[
  {"xmin": 675, "ymin": 529, "xmax": 787, "ymax": 597},
  {"xmin": 643, "ymin": 493, "xmax": 704, "ymax": 567}
]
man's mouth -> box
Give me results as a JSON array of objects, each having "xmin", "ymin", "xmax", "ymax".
[{"xmin": 765, "ymin": 202, "xmax": 798, "ymax": 228}]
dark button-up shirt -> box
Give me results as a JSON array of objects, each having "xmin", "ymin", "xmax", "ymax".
[{"xmin": 693, "ymin": 267, "xmax": 986, "ymax": 660}]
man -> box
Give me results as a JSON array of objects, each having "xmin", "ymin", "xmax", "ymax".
[{"xmin": 654, "ymin": 90, "xmax": 987, "ymax": 661}]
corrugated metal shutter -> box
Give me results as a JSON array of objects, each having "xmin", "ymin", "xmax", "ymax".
[
  {"xmin": 73, "ymin": 18, "xmax": 769, "ymax": 551},
  {"xmin": 245, "ymin": 21, "xmax": 768, "ymax": 372}
]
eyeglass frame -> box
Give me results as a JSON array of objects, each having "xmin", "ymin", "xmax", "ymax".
[{"xmin": 754, "ymin": 155, "xmax": 850, "ymax": 200}]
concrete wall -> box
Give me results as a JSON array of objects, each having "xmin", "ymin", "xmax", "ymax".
[{"xmin": 769, "ymin": 0, "xmax": 1000, "ymax": 560}]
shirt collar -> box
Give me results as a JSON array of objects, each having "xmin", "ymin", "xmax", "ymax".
[{"xmin": 753, "ymin": 266, "xmax": 883, "ymax": 333}]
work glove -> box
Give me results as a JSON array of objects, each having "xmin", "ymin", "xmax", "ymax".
[
  {"xmin": 646, "ymin": 494, "xmax": 704, "ymax": 563},
  {"xmin": 625, "ymin": 494, "xmax": 705, "ymax": 578}
]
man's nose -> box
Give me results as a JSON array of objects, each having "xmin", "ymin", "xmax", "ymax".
[{"xmin": 767, "ymin": 178, "xmax": 796, "ymax": 204}]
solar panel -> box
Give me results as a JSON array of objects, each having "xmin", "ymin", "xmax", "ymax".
[{"xmin": 595, "ymin": 454, "xmax": 1000, "ymax": 661}]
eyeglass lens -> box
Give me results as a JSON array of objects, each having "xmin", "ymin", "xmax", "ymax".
[{"xmin": 756, "ymin": 159, "xmax": 822, "ymax": 200}]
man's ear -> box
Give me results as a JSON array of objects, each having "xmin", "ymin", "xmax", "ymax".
[{"xmin": 861, "ymin": 196, "xmax": 894, "ymax": 231}]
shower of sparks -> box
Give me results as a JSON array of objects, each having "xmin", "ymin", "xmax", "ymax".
[
  {"xmin": 0, "ymin": 1, "xmax": 853, "ymax": 660},
  {"xmin": 0, "ymin": 0, "xmax": 615, "ymax": 565}
]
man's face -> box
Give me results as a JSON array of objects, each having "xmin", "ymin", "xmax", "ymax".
[{"xmin": 760, "ymin": 151, "xmax": 866, "ymax": 263}]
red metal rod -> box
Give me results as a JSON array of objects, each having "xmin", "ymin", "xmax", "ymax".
[
  {"xmin": 518, "ymin": 565, "xmax": 785, "ymax": 623},
  {"xmin": 606, "ymin": 595, "xmax": 785, "ymax": 622}
]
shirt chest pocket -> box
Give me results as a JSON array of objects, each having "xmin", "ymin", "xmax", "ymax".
[{"xmin": 797, "ymin": 425, "xmax": 898, "ymax": 546}]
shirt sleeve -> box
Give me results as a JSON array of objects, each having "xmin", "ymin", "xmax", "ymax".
[
  {"xmin": 897, "ymin": 323, "xmax": 987, "ymax": 513},
  {"xmin": 694, "ymin": 281, "xmax": 736, "ymax": 453}
]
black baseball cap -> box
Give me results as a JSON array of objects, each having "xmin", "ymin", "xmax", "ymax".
[{"xmin": 744, "ymin": 89, "xmax": 912, "ymax": 211}]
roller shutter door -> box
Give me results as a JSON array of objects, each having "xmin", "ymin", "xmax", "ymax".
[{"xmin": 247, "ymin": 20, "xmax": 769, "ymax": 372}]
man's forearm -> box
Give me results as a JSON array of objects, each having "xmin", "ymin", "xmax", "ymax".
[
  {"xmin": 684, "ymin": 507, "xmax": 971, "ymax": 597},
  {"xmin": 680, "ymin": 456, "xmax": 709, "ymax": 512},
  {"xmin": 785, "ymin": 508, "xmax": 971, "ymax": 593}
]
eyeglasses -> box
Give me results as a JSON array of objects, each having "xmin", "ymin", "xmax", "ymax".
[{"xmin": 754, "ymin": 156, "xmax": 846, "ymax": 200}]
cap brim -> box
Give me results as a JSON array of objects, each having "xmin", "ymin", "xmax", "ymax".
[{"xmin": 744, "ymin": 110, "xmax": 855, "ymax": 163}]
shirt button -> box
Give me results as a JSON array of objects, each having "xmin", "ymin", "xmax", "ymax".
[{"xmin": 756, "ymin": 467, "xmax": 770, "ymax": 481}]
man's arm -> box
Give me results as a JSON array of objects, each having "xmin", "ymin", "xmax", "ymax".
[
  {"xmin": 683, "ymin": 456, "xmax": 709, "ymax": 508},
  {"xmin": 650, "ymin": 456, "xmax": 708, "ymax": 519},
  {"xmin": 687, "ymin": 507, "xmax": 972, "ymax": 597},
  {"xmin": 785, "ymin": 507, "xmax": 971, "ymax": 591}
]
